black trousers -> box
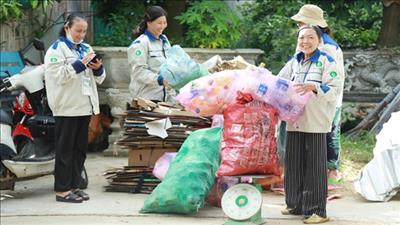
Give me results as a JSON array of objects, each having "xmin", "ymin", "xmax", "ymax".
[
  {"xmin": 284, "ymin": 131, "xmax": 327, "ymax": 217},
  {"xmin": 54, "ymin": 116, "xmax": 90, "ymax": 192}
]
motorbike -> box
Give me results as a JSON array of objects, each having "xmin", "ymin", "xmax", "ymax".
[{"xmin": 0, "ymin": 39, "xmax": 88, "ymax": 191}]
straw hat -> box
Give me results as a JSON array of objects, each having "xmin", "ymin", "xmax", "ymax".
[{"xmin": 291, "ymin": 4, "xmax": 328, "ymax": 28}]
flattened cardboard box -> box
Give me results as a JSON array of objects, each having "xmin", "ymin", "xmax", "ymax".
[{"xmin": 128, "ymin": 148, "xmax": 178, "ymax": 167}]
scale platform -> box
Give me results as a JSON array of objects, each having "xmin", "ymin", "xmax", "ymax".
[{"xmin": 221, "ymin": 175, "xmax": 270, "ymax": 225}]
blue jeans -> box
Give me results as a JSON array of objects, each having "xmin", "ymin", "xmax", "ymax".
[
  {"xmin": 326, "ymin": 107, "xmax": 341, "ymax": 170},
  {"xmin": 277, "ymin": 121, "xmax": 287, "ymax": 165}
]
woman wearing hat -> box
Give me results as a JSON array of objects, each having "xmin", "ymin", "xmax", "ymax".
[
  {"xmin": 277, "ymin": 24, "xmax": 343, "ymax": 223},
  {"xmin": 291, "ymin": 4, "xmax": 345, "ymax": 183}
]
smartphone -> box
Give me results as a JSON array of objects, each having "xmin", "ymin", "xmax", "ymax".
[{"xmin": 89, "ymin": 54, "xmax": 102, "ymax": 64}]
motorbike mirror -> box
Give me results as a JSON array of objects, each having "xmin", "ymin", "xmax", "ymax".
[{"xmin": 33, "ymin": 38, "xmax": 45, "ymax": 51}]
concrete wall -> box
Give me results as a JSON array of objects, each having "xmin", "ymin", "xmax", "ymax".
[{"xmin": 94, "ymin": 46, "xmax": 263, "ymax": 91}]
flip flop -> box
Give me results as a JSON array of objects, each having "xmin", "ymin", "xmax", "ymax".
[
  {"xmin": 74, "ymin": 189, "xmax": 90, "ymax": 201},
  {"xmin": 56, "ymin": 192, "xmax": 83, "ymax": 203},
  {"xmin": 271, "ymin": 187, "xmax": 285, "ymax": 195},
  {"xmin": 328, "ymin": 184, "xmax": 343, "ymax": 191},
  {"xmin": 327, "ymin": 193, "xmax": 342, "ymax": 201}
]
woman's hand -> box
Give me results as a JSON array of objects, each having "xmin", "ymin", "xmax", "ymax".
[
  {"xmin": 81, "ymin": 52, "xmax": 95, "ymax": 65},
  {"xmin": 87, "ymin": 58, "xmax": 102, "ymax": 70},
  {"xmin": 163, "ymin": 79, "xmax": 170, "ymax": 88},
  {"xmin": 294, "ymin": 83, "xmax": 317, "ymax": 95}
]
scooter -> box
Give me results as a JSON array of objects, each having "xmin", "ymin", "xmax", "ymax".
[{"xmin": 0, "ymin": 39, "xmax": 88, "ymax": 191}]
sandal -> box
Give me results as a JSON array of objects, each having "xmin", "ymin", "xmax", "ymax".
[
  {"xmin": 73, "ymin": 189, "xmax": 90, "ymax": 201},
  {"xmin": 328, "ymin": 170, "xmax": 343, "ymax": 185},
  {"xmin": 56, "ymin": 192, "xmax": 83, "ymax": 203},
  {"xmin": 303, "ymin": 213, "xmax": 330, "ymax": 224},
  {"xmin": 328, "ymin": 177, "xmax": 343, "ymax": 186},
  {"xmin": 281, "ymin": 207, "xmax": 302, "ymax": 216}
]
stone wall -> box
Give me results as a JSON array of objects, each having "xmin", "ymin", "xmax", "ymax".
[{"xmin": 343, "ymin": 50, "xmax": 400, "ymax": 102}]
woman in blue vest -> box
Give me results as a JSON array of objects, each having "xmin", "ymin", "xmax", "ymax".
[
  {"xmin": 127, "ymin": 6, "xmax": 173, "ymax": 102},
  {"xmin": 45, "ymin": 13, "xmax": 106, "ymax": 203},
  {"xmin": 291, "ymin": 4, "xmax": 345, "ymax": 183},
  {"xmin": 277, "ymin": 25, "xmax": 343, "ymax": 224}
]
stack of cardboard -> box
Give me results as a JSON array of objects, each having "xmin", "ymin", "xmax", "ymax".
[
  {"xmin": 103, "ymin": 166, "xmax": 160, "ymax": 194},
  {"xmin": 117, "ymin": 98, "xmax": 211, "ymax": 167}
]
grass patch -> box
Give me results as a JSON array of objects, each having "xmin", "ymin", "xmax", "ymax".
[{"xmin": 341, "ymin": 131, "xmax": 376, "ymax": 164}]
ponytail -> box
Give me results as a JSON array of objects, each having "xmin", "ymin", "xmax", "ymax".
[
  {"xmin": 133, "ymin": 20, "xmax": 147, "ymax": 38},
  {"xmin": 132, "ymin": 6, "xmax": 167, "ymax": 38},
  {"xmin": 59, "ymin": 13, "xmax": 87, "ymax": 37}
]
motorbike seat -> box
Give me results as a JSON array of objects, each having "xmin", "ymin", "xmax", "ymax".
[{"xmin": 12, "ymin": 152, "xmax": 55, "ymax": 162}]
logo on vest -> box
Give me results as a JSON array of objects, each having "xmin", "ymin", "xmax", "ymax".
[
  {"xmin": 50, "ymin": 57, "xmax": 58, "ymax": 63},
  {"xmin": 135, "ymin": 49, "xmax": 142, "ymax": 57},
  {"xmin": 329, "ymin": 71, "xmax": 337, "ymax": 78}
]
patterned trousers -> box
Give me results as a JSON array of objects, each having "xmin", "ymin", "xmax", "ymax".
[{"xmin": 284, "ymin": 131, "xmax": 327, "ymax": 217}]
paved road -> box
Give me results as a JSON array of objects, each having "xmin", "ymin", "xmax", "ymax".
[{"xmin": 1, "ymin": 153, "xmax": 399, "ymax": 225}]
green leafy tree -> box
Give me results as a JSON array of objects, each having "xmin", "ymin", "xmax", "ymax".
[
  {"xmin": 176, "ymin": 0, "xmax": 242, "ymax": 48},
  {"xmin": 94, "ymin": 13, "xmax": 142, "ymax": 46},
  {"xmin": 92, "ymin": 0, "xmax": 161, "ymax": 46},
  {"xmin": 0, "ymin": 0, "xmax": 24, "ymax": 23},
  {"xmin": 0, "ymin": 0, "xmax": 55, "ymax": 23},
  {"xmin": 240, "ymin": 0, "xmax": 303, "ymax": 73},
  {"xmin": 240, "ymin": 0, "xmax": 382, "ymax": 74},
  {"xmin": 321, "ymin": 0, "xmax": 382, "ymax": 48}
]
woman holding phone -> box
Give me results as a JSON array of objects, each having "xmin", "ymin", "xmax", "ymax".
[{"xmin": 44, "ymin": 13, "xmax": 106, "ymax": 203}]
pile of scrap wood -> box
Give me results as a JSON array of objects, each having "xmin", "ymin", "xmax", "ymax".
[
  {"xmin": 116, "ymin": 98, "xmax": 211, "ymax": 161},
  {"xmin": 103, "ymin": 166, "xmax": 160, "ymax": 194},
  {"xmin": 346, "ymin": 84, "xmax": 400, "ymax": 137}
]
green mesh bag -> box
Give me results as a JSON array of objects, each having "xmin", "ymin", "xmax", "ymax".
[{"xmin": 140, "ymin": 127, "xmax": 221, "ymax": 214}]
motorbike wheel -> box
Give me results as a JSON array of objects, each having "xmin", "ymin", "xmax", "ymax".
[{"xmin": 79, "ymin": 166, "xmax": 88, "ymax": 190}]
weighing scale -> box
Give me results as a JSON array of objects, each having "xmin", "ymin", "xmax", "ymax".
[{"xmin": 221, "ymin": 181, "xmax": 264, "ymax": 225}]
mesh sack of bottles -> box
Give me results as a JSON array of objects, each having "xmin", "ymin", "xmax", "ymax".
[
  {"xmin": 176, "ymin": 68, "xmax": 312, "ymax": 123},
  {"xmin": 140, "ymin": 127, "xmax": 222, "ymax": 214},
  {"xmin": 216, "ymin": 92, "xmax": 281, "ymax": 177}
]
